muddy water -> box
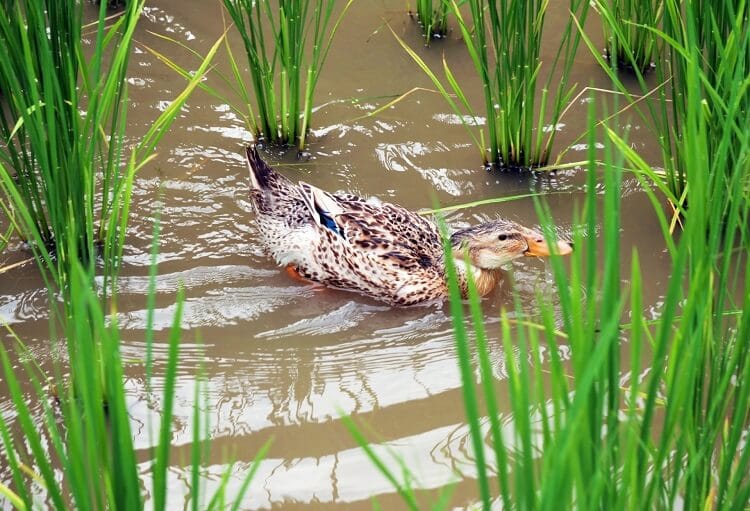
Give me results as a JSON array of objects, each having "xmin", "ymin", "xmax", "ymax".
[{"xmin": 1, "ymin": 1, "xmax": 672, "ymax": 509}]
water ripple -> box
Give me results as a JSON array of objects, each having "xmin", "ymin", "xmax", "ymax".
[
  {"xmin": 375, "ymin": 141, "xmax": 473, "ymax": 196},
  {"xmin": 117, "ymin": 286, "xmax": 317, "ymax": 330},
  {"xmin": 0, "ymin": 287, "xmax": 49, "ymax": 324},
  {"xmin": 256, "ymin": 301, "xmax": 389, "ymax": 339}
]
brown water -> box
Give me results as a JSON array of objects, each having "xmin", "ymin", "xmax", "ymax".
[{"xmin": 0, "ymin": 1, "xmax": 673, "ymax": 509}]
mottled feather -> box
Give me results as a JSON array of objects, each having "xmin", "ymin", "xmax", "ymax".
[{"xmin": 245, "ymin": 146, "xmax": 447, "ymax": 305}]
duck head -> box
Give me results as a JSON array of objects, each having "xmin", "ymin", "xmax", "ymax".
[{"xmin": 450, "ymin": 219, "xmax": 573, "ymax": 269}]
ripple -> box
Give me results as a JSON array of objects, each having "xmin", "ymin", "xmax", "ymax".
[
  {"xmin": 311, "ymin": 121, "xmax": 375, "ymax": 139},
  {"xmin": 375, "ymin": 141, "xmax": 473, "ymax": 196},
  {"xmin": 255, "ymin": 301, "xmax": 388, "ymax": 339},
  {"xmin": 111, "ymin": 265, "xmax": 275, "ymax": 295},
  {"xmin": 432, "ymin": 112, "xmax": 485, "ymax": 126},
  {"xmin": 116, "ymin": 285, "xmax": 317, "ymax": 330},
  {"xmin": 139, "ymin": 414, "xmax": 556, "ymax": 510},
  {"xmin": 123, "ymin": 316, "xmax": 469, "ymax": 446},
  {"xmin": 0, "ymin": 287, "xmax": 49, "ymax": 324}
]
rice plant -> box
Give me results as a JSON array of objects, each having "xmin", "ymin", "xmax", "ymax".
[
  {"xmin": 0, "ymin": 0, "xmax": 219, "ymax": 297},
  {"xmin": 0, "ymin": 0, "xmax": 220, "ymax": 419},
  {"xmin": 0, "ymin": 254, "xmax": 268, "ymax": 509},
  {"xmin": 347, "ymin": 98, "xmax": 750, "ymax": 508},
  {"xmin": 665, "ymin": 0, "xmax": 750, "ymax": 210},
  {"xmin": 0, "ymin": 0, "xmax": 134, "ymax": 293},
  {"xmin": 577, "ymin": 0, "xmax": 750, "ymax": 211},
  {"xmin": 412, "ymin": 0, "xmax": 449, "ymax": 42},
  {"xmin": 221, "ymin": 0, "xmax": 353, "ymax": 150},
  {"xmin": 596, "ymin": 0, "xmax": 662, "ymax": 73},
  {"xmin": 395, "ymin": 0, "xmax": 590, "ymax": 169}
]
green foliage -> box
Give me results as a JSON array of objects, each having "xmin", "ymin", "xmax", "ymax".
[
  {"xmin": 0, "ymin": 256, "xmax": 268, "ymax": 510},
  {"xmin": 347, "ymin": 95, "xmax": 750, "ymax": 508},
  {"xmin": 413, "ymin": 0, "xmax": 449, "ymax": 42},
  {"xmin": 596, "ymin": 0, "xmax": 662, "ymax": 73},
  {"xmin": 396, "ymin": 0, "xmax": 590, "ymax": 169},
  {"xmin": 221, "ymin": 0, "xmax": 353, "ymax": 150},
  {"xmin": 0, "ymin": 2, "xmax": 221, "ymax": 436},
  {"xmin": 0, "ymin": 0, "xmax": 139, "ymax": 294},
  {"xmin": 660, "ymin": 0, "xmax": 750, "ymax": 209},
  {"xmin": 0, "ymin": 1, "xmax": 219, "ymax": 298},
  {"xmin": 0, "ymin": 6, "xmax": 248, "ymax": 507},
  {"xmin": 579, "ymin": 0, "xmax": 750, "ymax": 210}
]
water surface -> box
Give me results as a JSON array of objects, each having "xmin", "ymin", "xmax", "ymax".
[{"xmin": 0, "ymin": 1, "xmax": 672, "ymax": 509}]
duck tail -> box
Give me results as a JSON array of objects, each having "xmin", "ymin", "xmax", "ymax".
[{"xmin": 245, "ymin": 145, "xmax": 276, "ymax": 191}]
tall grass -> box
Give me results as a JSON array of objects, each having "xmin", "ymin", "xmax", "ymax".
[
  {"xmin": 579, "ymin": 0, "xmax": 750, "ymax": 211},
  {"xmin": 412, "ymin": 0, "xmax": 449, "ymax": 42},
  {"xmin": 0, "ymin": 3, "xmax": 260, "ymax": 507},
  {"xmin": 0, "ymin": 0, "xmax": 136, "ymax": 294},
  {"xmin": 395, "ymin": 0, "xmax": 590, "ymax": 169},
  {"xmin": 0, "ymin": 0, "xmax": 221, "ymax": 434},
  {"xmin": 0, "ymin": 1, "xmax": 220, "ymax": 297},
  {"xmin": 347, "ymin": 95, "xmax": 750, "ymax": 508},
  {"xmin": 0, "ymin": 250, "xmax": 268, "ymax": 509},
  {"xmin": 595, "ymin": 0, "xmax": 662, "ymax": 73},
  {"xmin": 221, "ymin": 0, "xmax": 353, "ymax": 150},
  {"xmin": 670, "ymin": 0, "xmax": 750, "ymax": 210}
]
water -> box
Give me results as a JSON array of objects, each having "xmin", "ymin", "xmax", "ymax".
[{"xmin": 0, "ymin": 1, "xmax": 673, "ymax": 508}]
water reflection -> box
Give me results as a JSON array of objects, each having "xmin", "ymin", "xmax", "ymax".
[
  {"xmin": 375, "ymin": 141, "xmax": 473, "ymax": 196},
  {"xmin": 132, "ymin": 396, "xmax": 572, "ymax": 509}
]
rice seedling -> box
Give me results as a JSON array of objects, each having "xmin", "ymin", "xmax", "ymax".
[
  {"xmin": 0, "ymin": 0, "xmax": 220, "ymax": 297},
  {"xmin": 577, "ymin": 0, "xmax": 750, "ymax": 211},
  {"xmin": 0, "ymin": 249, "xmax": 269, "ymax": 509},
  {"xmin": 411, "ymin": 0, "xmax": 449, "ymax": 42},
  {"xmin": 595, "ymin": 0, "xmax": 662, "ymax": 73},
  {"xmin": 649, "ymin": 0, "xmax": 750, "ymax": 211},
  {"xmin": 0, "ymin": 0, "xmax": 135, "ymax": 293},
  {"xmin": 221, "ymin": 0, "xmax": 353, "ymax": 150},
  {"xmin": 347, "ymin": 98, "xmax": 750, "ymax": 508},
  {"xmin": 395, "ymin": 0, "xmax": 591, "ymax": 169}
]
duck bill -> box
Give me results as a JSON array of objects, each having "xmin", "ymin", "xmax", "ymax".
[{"xmin": 523, "ymin": 234, "xmax": 573, "ymax": 257}]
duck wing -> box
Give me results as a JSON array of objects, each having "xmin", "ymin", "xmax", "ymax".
[
  {"xmin": 295, "ymin": 182, "xmax": 447, "ymax": 304},
  {"xmin": 298, "ymin": 182, "xmax": 443, "ymax": 270}
]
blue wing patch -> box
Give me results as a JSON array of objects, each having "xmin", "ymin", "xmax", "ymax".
[{"xmin": 317, "ymin": 206, "xmax": 345, "ymax": 238}]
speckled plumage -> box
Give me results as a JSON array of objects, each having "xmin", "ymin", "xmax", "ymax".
[
  {"xmin": 246, "ymin": 146, "xmax": 447, "ymax": 305},
  {"xmin": 245, "ymin": 146, "xmax": 572, "ymax": 306}
]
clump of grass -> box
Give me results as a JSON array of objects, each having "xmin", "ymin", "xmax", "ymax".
[
  {"xmin": 394, "ymin": 0, "xmax": 590, "ymax": 170},
  {"xmin": 663, "ymin": 0, "xmax": 750, "ymax": 210},
  {"xmin": 411, "ymin": 0, "xmax": 449, "ymax": 42},
  {"xmin": 578, "ymin": 0, "xmax": 749, "ymax": 212},
  {"xmin": 0, "ymin": 0, "xmax": 137, "ymax": 292},
  {"xmin": 347, "ymin": 99, "xmax": 750, "ymax": 508},
  {"xmin": 221, "ymin": 0, "xmax": 353, "ymax": 150},
  {"xmin": 0, "ymin": 0, "xmax": 220, "ymax": 421},
  {"xmin": 595, "ymin": 0, "xmax": 662, "ymax": 73},
  {"xmin": 0, "ymin": 0, "xmax": 219, "ymax": 297}
]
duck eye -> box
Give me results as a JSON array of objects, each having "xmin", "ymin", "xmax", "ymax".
[{"xmin": 497, "ymin": 234, "xmax": 508, "ymax": 241}]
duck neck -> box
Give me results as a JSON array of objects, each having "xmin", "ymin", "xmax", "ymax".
[{"xmin": 451, "ymin": 258, "xmax": 503, "ymax": 298}]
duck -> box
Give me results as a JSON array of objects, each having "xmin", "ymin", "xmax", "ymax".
[{"xmin": 245, "ymin": 145, "xmax": 572, "ymax": 306}]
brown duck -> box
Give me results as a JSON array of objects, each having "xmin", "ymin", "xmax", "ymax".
[{"xmin": 245, "ymin": 146, "xmax": 572, "ymax": 306}]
